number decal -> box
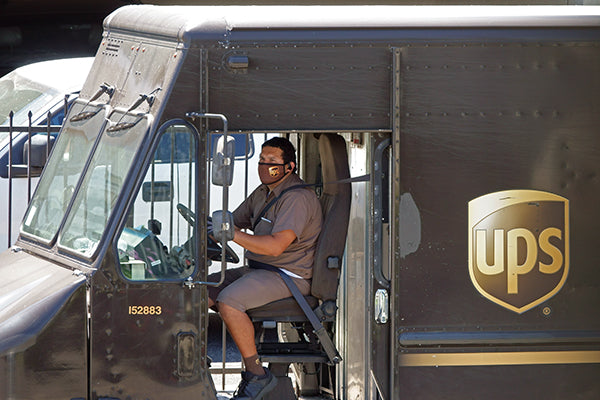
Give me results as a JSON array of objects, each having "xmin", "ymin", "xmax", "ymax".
[{"xmin": 128, "ymin": 305, "xmax": 162, "ymax": 315}]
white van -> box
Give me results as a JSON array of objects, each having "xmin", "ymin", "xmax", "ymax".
[{"xmin": 0, "ymin": 57, "xmax": 93, "ymax": 251}]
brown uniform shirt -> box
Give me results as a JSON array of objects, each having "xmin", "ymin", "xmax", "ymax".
[{"xmin": 233, "ymin": 173, "xmax": 322, "ymax": 279}]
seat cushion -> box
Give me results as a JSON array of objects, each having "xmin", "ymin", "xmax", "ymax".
[{"xmin": 247, "ymin": 295, "xmax": 319, "ymax": 322}]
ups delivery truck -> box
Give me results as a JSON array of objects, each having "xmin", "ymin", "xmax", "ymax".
[{"xmin": 1, "ymin": 5, "xmax": 599, "ymax": 400}]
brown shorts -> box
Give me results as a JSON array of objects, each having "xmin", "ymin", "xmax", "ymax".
[{"xmin": 207, "ymin": 266, "xmax": 311, "ymax": 312}]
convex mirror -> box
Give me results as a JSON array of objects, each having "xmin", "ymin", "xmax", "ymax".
[{"xmin": 211, "ymin": 135, "xmax": 235, "ymax": 186}]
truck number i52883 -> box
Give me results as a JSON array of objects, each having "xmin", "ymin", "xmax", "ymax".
[{"xmin": 128, "ymin": 305, "xmax": 162, "ymax": 315}]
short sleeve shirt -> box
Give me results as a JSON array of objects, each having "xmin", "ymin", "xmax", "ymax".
[{"xmin": 233, "ymin": 173, "xmax": 322, "ymax": 279}]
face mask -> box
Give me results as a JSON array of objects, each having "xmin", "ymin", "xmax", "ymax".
[{"xmin": 258, "ymin": 162, "xmax": 289, "ymax": 185}]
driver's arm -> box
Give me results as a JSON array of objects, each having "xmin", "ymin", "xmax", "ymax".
[{"xmin": 232, "ymin": 228, "xmax": 296, "ymax": 257}]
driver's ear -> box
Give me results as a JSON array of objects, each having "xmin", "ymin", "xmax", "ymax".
[{"xmin": 286, "ymin": 162, "xmax": 295, "ymax": 172}]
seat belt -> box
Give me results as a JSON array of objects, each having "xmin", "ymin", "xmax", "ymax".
[
  {"xmin": 249, "ymin": 260, "xmax": 342, "ymax": 365},
  {"xmin": 251, "ymin": 174, "xmax": 369, "ymax": 230}
]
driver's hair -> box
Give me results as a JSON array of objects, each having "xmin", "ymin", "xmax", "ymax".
[{"xmin": 262, "ymin": 137, "xmax": 297, "ymax": 173}]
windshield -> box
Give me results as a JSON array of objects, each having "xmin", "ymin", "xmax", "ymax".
[
  {"xmin": 58, "ymin": 111, "xmax": 150, "ymax": 257},
  {"xmin": 0, "ymin": 69, "xmax": 61, "ymax": 146},
  {"xmin": 21, "ymin": 101, "xmax": 105, "ymax": 241}
]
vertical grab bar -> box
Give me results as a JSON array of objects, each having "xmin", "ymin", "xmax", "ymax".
[
  {"xmin": 7, "ymin": 112, "xmax": 14, "ymax": 248},
  {"xmin": 373, "ymin": 138, "xmax": 391, "ymax": 289}
]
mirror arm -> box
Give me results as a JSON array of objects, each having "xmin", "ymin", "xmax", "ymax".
[{"xmin": 185, "ymin": 112, "xmax": 231, "ymax": 285}]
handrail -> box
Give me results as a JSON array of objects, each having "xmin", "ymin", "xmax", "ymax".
[
  {"xmin": 184, "ymin": 112, "xmax": 231, "ymax": 288},
  {"xmin": 373, "ymin": 138, "xmax": 391, "ymax": 289}
]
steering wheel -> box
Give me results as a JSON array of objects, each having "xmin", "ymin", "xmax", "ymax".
[
  {"xmin": 177, "ymin": 202, "xmax": 196, "ymax": 225},
  {"xmin": 177, "ymin": 203, "xmax": 240, "ymax": 264}
]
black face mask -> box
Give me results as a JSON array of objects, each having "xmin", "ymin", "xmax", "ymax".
[{"xmin": 258, "ymin": 162, "xmax": 289, "ymax": 185}]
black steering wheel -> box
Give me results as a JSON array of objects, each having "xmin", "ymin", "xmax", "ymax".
[{"xmin": 177, "ymin": 203, "xmax": 240, "ymax": 264}]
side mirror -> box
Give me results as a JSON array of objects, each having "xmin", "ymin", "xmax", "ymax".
[
  {"xmin": 23, "ymin": 134, "xmax": 56, "ymax": 169},
  {"xmin": 211, "ymin": 210, "xmax": 234, "ymax": 242},
  {"xmin": 211, "ymin": 135, "xmax": 235, "ymax": 186}
]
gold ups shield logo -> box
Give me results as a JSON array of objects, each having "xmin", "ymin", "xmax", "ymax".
[{"xmin": 468, "ymin": 190, "xmax": 569, "ymax": 314}]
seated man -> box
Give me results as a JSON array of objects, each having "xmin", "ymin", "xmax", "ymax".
[{"xmin": 208, "ymin": 137, "xmax": 322, "ymax": 400}]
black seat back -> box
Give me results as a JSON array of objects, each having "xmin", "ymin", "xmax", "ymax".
[{"xmin": 310, "ymin": 133, "xmax": 351, "ymax": 303}]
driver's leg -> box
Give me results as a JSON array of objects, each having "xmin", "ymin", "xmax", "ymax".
[
  {"xmin": 217, "ymin": 302, "xmax": 264, "ymax": 376},
  {"xmin": 207, "ymin": 266, "xmax": 248, "ymax": 310}
]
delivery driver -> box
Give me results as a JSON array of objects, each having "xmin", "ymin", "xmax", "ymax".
[{"xmin": 207, "ymin": 137, "xmax": 322, "ymax": 400}]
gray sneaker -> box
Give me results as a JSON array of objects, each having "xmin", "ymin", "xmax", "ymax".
[{"xmin": 231, "ymin": 368, "xmax": 277, "ymax": 400}]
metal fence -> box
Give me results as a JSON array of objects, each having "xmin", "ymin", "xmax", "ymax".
[{"xmin": 1, "ymin": 99, "xmax": 67, "ymax": 249}]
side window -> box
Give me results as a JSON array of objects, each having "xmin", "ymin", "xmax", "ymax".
[{"xmin": 117, "ymin": 122, "xmax": 197, "ymax": 281}]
